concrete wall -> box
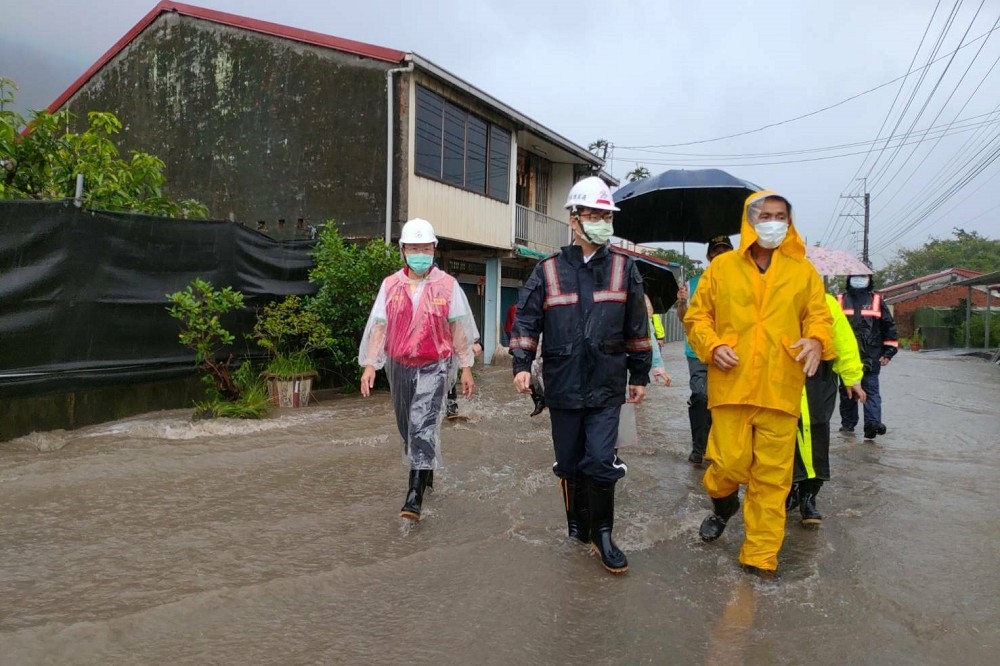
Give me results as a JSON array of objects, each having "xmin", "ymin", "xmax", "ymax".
[
  {"xmin": 63, "ymin": 12, "xmax": 393, "ymax": 239},
  {"xmin": 1, "ymin": 375, "xmax": 204, "ymax": 443}
]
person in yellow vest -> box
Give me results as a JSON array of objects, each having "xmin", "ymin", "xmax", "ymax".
[
  {"xmin": 789, "ymin": 293, "xmax": 867, "ymax": 526},
  {"xmin": 685, "ymin": 190, "xmax": 833, "ymax": 581}
]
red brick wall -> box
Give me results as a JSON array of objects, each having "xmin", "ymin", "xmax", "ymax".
[{"xmin": 889, "ymin": 286, "xmax": 993, "ymax": 338}]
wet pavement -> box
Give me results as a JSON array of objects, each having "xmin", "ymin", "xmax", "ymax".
[{"xmin": 1, "ymin": 344, "xmax": 998, "ymax": 665}]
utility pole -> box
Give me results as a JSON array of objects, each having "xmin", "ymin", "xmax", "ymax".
[
  {"xmin": 839, "ymin": 178, "xmax": 870, "ymax": 266},
  {"xmin": 862, "ymin": 191, "xmax": 870, "ymax": 266}
]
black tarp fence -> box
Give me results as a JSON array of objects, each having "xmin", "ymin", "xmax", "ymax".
[{"xmin": 0, "ymin": 201, "xmax": 317, "ymax": 399}]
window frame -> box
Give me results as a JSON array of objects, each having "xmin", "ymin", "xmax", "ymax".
[{"xmin": 414, "ymin": 84, "xmax": 510, "ymax": 203}]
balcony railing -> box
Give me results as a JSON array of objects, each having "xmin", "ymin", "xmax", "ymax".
[{"xmin": 514, "ymin": 204, "xmax": 569, "ymax": 254}]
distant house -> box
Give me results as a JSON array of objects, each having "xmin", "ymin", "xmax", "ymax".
[
  {"xmin": 882, "ymin": 268, "xmax": 996, "ymax": 338},
  {"xmin": 48, "ymin": 1, "xmax": 607, "ymax": 360}
]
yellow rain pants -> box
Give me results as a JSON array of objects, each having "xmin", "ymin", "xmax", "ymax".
[{"xmin": 704, "ymin": 404, "xmax": 798, "ymax": 572}]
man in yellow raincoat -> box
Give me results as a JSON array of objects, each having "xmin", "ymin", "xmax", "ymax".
[{"xmin": 685, "ymin": 190, "xmax": 833, "ymax": 580}]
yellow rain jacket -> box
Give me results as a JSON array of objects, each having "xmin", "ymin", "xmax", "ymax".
[{"xmin": 685, "ymin": 190, "xmax": 834, "ymax": 417}]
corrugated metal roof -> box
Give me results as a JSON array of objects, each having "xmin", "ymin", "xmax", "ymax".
[{"xmin": 953, "ymin": 270, "xmax": 1000, "ymax": 287}]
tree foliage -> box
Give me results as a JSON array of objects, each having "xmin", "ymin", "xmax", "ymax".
[
  {"xmin": 252, "ymin": 294, "xmax": 332, "ymax": 378},
  {"xmin": 166, "ymin": 278, "xmax": 245, "ymax": 402},
  {"xmin": 649, "ymin": 248, "xmax": 704, "ymax": 279},
  {"xmin": 588, "ymin": 138, "xmax": 610, "ymax": 161},
  {"xmin": 624, "ymin": 165, "xmax": 650, "ymax": 182},
  {"xmin": 308, "ymin": 224, "xmax": 402, "ymax": 387},
  {"xmin": 876, "ymin": 228, "xmax": 1000, "ymax": 286},
  {"xmin": 0, "ymin": 77, "xmax": 207, "ymax": 218}
]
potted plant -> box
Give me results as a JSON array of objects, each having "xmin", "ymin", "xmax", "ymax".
[
  {"xmin": 909, "ymin": 330, "xmax": 924, "ymax": 351},
  {"xmin": 252, "ymin": 295, "xmax": 332, "ymax": 407}
]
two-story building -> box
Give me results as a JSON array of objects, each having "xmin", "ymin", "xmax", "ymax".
[{"xmin": 48, "ymin": 1, "xmax": 609, "ymax": 361}]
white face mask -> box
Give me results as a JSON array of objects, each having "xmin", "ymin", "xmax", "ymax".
[
  {"xmin": 754, "ymin": 221, "xmax": 788, "ymax": 249},
  {"xmin": 849, "ymin": 276, "xmax": 870, "ymax": 290},
  {"xmin": 580, "ymin": 220, "xmax": 614, "ymax": 245}
]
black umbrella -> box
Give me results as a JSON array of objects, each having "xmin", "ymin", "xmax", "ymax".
[
  {"xmin": 612, "ymin": 168, "xmax": 762, "ymax": 244},
  {"xmin": 612, "ymin": 246, "xmax": 680, "ymax": 311}
]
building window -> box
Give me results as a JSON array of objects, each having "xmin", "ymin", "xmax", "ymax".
[
  {"xmin": 415, "ymin": 85, "xmax": 510, "ymax": 202},
  {"xmin": 489, "ymin": 125, "xmax": 511, "ymax": 202}
]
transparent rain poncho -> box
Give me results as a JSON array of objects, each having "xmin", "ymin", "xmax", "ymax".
[{"xmin": 359, "ymin": 267, "xmax": 479, "ymax": 469}]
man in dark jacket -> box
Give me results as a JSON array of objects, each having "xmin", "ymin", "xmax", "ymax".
[
  {"xmin": 837, "ymin": 274, "xmax": 899, "ymax": 440},
  {"xmin": 510, "ymin": 176, "xmax": 651, "ymax": 575}
]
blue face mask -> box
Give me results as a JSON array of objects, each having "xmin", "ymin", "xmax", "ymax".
[{"xmin": 406, "ymin": 253, "xmax": 434, "ymax": 274}]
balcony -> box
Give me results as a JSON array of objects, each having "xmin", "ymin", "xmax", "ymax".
[{"xmin": 514, "ymin": 204, "xmax": 569, "ymax": 254}]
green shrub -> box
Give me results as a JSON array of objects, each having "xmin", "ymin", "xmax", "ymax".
[
  {"xmin": 166, "ymin": 278, "xmax": 245, "ymax": 402},
  {"xmin": 308, "ymin": 224, "xmax": 401, "ymax": 387},
  {"xmin": 957, "ymin": 312, "xmax": 1000, "ymax": 348},
  {"xmin": 252, "ymin": 294, "xmax": 331, "ymax": 378},
  {"xmin": 193, "ymin": 361, "xmax": 269, "ymax": 419}
]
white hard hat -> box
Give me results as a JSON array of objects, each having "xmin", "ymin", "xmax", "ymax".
[
  {"xmin": 399, "ymin": 217, "xmax": 438, "ymax": 246},
  {"xmin": 565, "ymin": 176, "xmax": 620, "ymax": 212}
]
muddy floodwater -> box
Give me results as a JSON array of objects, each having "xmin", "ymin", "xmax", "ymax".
[{"xmin": 2, "ymin": 344, "xmax": 998, "ymax": 665}]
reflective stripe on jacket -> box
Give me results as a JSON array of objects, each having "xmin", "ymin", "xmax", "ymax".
[
  {"xmin": 837, "ymin": 290, "xmax": 899, "ymax": 365},
  {"xmin": 511, "ymin": 244, "xmax": 651, "ymax": 409}
]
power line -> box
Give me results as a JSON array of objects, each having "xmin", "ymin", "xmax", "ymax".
[
  {"xmin": 867, "ymin": 29, "xmax": 1000, "ymax": 230},
  {"xmin": 819, "ymin": 0, "xmax": 949, "ymax": 247},
  {"xmin": 870, "ymin": 165, "xmax": 1000, "ymax": 255},
  {"xmin": 822, "ymin": 0, "xmax": 974, "ymax": 247},
  {"xmin": 616, "ymin": 20, "xmax": 1000, "ymax": 151},
  {"xmin": 872, "ymin": 107, "xmax": 1000, "ymax": 240},
  {"xmin": 867, "ymin": 0, "xmax": 988, "ymax": 193},
  {"xmin": 870, "ymin": 137, "xmax": 1000, "ymax": 250},
  {"xmin": 612, "ymin": 112, "xmax": 1000, "ymax": 161}
]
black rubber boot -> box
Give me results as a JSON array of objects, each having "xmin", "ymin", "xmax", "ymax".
[
  {"xmin": 400, "ymin": 469, "xmax": 431, "ymax": 520},
  {"xmin": 559, "ymin": 476, "xmax": 590, "ymax": 544},
  {"xmin": 529, "ymin": 386, "xmax": 546, "ymax": 417},
  {"xmin": 798, "ymin": 479, "xmax": 823, "ymax": 526},
  {"xmin": 699, "ymin": 491, "xmax": 740, "ymax": 542},
  {"xmin": 786, "ymin": 482, "xmax": 800, "ymax": 512},
  {"xmin": 588, "ymin": 480, "xmax": 628, "ymax": 574},
  {"xmin": 864, "ymin": 423, "xmax": 878, "ymax": 440},
  {"xmin": 687, "ymin": 393, "xmax": 710, "ymax": 463}
]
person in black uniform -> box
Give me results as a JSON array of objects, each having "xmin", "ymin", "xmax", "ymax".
[
  {"xmin": 837, "ymin": 274, "xmax": 899, "ymax": 440},
  {"xmin": 510, "ymin": 176, "xmax": 651, "ymax": 575}
]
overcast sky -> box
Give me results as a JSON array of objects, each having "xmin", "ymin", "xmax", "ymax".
[{"xmin": 3, "ymin": 0, "xmax": 999, "ymax": 267}]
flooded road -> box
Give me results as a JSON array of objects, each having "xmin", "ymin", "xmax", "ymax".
[{"xmin": 2, "ymin": 344, "xmax": 998, "ymax": 665}]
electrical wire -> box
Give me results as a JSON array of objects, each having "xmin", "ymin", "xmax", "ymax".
[
  {"xmin": 819, "ymin": 0, "xmax": 948, "ymax": 247},
  {"xmin": 867, "ymin": 1, "xmax": 988, "ymax": 194},
  {"xmin": 615, "ymin": 16, "xmax": 1000, "ymax": 151}
]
